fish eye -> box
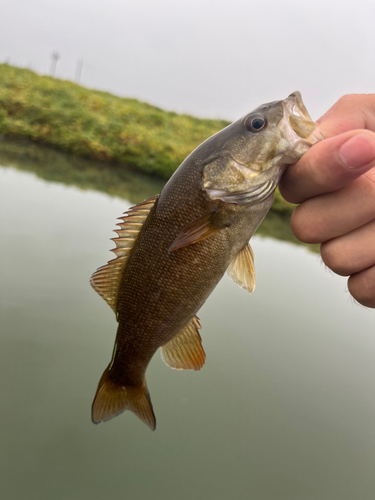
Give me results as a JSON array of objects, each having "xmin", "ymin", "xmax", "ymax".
[{"xmin": 244, "ymin": 113, "xmax": 267, "ymax": 133}]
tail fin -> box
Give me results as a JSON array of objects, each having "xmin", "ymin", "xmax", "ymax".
[{"xmin": 91, "ymin": 367, "xmax": 156, "ymax": 430}]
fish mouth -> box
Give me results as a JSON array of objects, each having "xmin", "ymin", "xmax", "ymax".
[
  {"xmin": 203, "ymin": 92, "xmax": 324, "ymax": 207},
  {"xmin": 282, "ymin": 92, "xmax": 324, "ymax": 153},
  {"xmin": 218, "ymin": 93, "xmax": 324, "ymax": 205},
  {"xmin": 285, "ymin": 91, "xmax": 312, "ymax": 122}
]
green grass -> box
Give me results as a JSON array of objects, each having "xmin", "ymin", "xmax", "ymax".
[{"xmin": 0, "ymin": 64, "xmax": 293, "ymax": 213}]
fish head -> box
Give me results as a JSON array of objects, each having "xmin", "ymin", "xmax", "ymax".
[{"xmin": 203, "ymin": 91, "xmax": 324, "ymax": 205}]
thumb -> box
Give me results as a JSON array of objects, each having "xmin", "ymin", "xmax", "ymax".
[{"xmin": 279, "ymin": 130, "xmax": 375, "ymax": 204}]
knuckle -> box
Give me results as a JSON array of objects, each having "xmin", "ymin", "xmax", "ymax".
[
  {"xmin": 362, "ymin": 170, "xmax": 375, "ymax": 197},
  {"xmin": 337, "ymin": 94, "xmax": 356, "ymax": 105},
  {"xmin": 320, "ymin": 240, "xmax": 351, "ymax": 276},
  {"xmin": 348, "ymin": 269, "xmax": 375, "ymax": 308},
  {"xmin": 299, "ymin": 138, "xmax": 341, "ymax": 194},
  {"xmin": 308, "ymin": 161, "xmax": 328, "ymax": 191},
  {"xmin": 333, "ymin": 95, "xmax": 375, "ymax": 129},
  {"xmin": 302, "ymin": 149, "xmax": 322, "ymax": 183},
  {"xmin": 336, "ymin": 94, "xmax": 370, "ymax": 108},
  {"xmin": 278, "ymin": 180, "xmax": 299, "ymax": 204},
  {"xmin": 349, "ymin": 175, "xmax": 375, "ymax": 216},
  {"xmin": 290, "ymin": 205, "xmax": 321, "ymax": 243}
]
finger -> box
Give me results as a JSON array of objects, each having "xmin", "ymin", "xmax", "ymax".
[
  {"xmin": 290, "ymin": 171, "xmax": 375, "ymax": 244},
  {"xmin": 279, "ymin": 130, "xmax": 375, "ymax": 204},
  {"xmin": 320, "ymin": 219, "xmax": 375, "ymax": 276},
  {"xmin": 348, "ymin": 264, "xmax": 375, "ymax": 308},
  {"xmin": 317, "ymin": 94, "xmax": 375, "ymax": 138}
]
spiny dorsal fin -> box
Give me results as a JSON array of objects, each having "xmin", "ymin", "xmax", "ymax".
[
  {"xmin": 161, "ymin": 316, "xmax": 205, "ymax": 370},
  {"xmin": 90, "ymin": 196, "xmax": 158, "ymax": 312},
  {"xmin": 227, "ymin": 243, "xmax": 256, "ymax": 293}
]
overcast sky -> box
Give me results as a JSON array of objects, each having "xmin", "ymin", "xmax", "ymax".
[{"xmin": 1, "ymin": 0, "xmax": 374, "ymax": 121}]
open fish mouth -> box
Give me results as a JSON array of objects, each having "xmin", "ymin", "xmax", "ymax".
[
  {"xmin": 285, "ymin": 91, "xmax": 312, "ymax": 121},
  {"xmin": 283, "ymin": 91, "xmax": 324, "ymax": 147},
  {"xmin": 203, "ymin": 91, "xmax": 324, "ymax": 206}
]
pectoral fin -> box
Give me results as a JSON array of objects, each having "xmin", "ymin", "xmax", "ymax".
[
  {"xmin": 161, "ymin": 316, "xmax": 205, "ymax": 370},
  {"xmin": 227, "ymin": 243, "xmax": 256, "ymax": 293},
  {"xmin": 169, "ymin": 212, "xmax": 224, "ymax": 251}
]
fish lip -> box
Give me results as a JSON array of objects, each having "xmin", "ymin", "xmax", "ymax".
[
  {"xmin": 284, "ymin": 91, "xmax": 313, "ymax": 122},
  {"xmin": 282, "ymin": 92, "xmax": 324, "ymax": 146}
]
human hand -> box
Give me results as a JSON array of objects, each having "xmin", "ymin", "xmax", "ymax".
[{"xmin": 279, "ymin": 95, "xmax": 375, "ymax": 308}]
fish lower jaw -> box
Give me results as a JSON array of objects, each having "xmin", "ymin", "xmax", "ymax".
[{"xmin": 282, "ymin": 93, "xmax": 324, "ymax": 148}]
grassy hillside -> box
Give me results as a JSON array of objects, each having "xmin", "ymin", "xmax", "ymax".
[
  {"xmin": 0, "ymin": 64, "xmax": 293, "ymax": 213},
  {"xmin": 0, "ymin": 64, "xmax": 229, "ymax": 178}
]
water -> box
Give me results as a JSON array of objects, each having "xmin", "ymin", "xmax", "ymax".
[{"xmin": 1, "ymin": 143, "xmax": 375, "ymax": 500}]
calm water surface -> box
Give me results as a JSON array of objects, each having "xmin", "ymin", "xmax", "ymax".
[{"xmin": 1, "ymin": 146, "xmax": 375, "ymax": 500}]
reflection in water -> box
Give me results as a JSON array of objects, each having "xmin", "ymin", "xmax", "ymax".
[
  {"xmin": 0, "ymin": 139, "xmax": 165, "ymax": 205},
  {"xmin": 1, "ymin": 149, "xmax": 374, "ymax": 500},
  {"xmin": 0, "ymin": 139, "xmax": 315, "ymax": 250}
]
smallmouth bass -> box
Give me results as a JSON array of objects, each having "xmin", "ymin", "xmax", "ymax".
[{"xmin": 91, "ymin": 92, "xmax": 323, "ymax": 430}]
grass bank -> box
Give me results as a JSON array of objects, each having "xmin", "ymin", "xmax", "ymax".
[{"xmin": 0, "ymin": 64, "xmax": 293, "ymax": 213}]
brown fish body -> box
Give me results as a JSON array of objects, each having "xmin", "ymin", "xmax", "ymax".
[
  {"xmin": 91, "ymin": 92, "xmax": 323, "ymax": 429},
  {"xmin": 112, "ymin": 162, "xmax": 272, "ymax": 385}
]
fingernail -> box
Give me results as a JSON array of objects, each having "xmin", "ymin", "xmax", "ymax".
[{"xmin": 339, "ymin": 134, "xmax": 375, "ymax": 169}]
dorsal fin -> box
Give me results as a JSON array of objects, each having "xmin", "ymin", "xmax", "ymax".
[
  {"xmin": 90, "ymin": 196, "xmax": 158, "ymax": 312},
  {"xmin": 227, "ymin": 243, "xmax": 256, "ymax": 293},
  {"xmin": 161, "ymin": 316, "xmax": 205, "ymax": 370}
]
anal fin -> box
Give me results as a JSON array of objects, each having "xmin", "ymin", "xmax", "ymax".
[
  {"xmin": 161, "ymin": 316, "xmax": 205, "ymax": 370},
  {"xmin": 227, "ymin": 243, "xmax": 256, "ymax": 293}
]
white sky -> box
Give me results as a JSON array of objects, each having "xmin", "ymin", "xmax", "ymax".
[{"xmin": 1, "ymin": 0, "xmax": 375, "ymax": 121}]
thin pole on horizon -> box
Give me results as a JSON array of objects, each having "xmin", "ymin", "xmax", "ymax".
[
  {"xmin": 50, "ymin": 52, "xmax": 60, "ymax": 76},
  {"xmin": 75, "ymin": 58, "xmax": 83, "ymax": 83}
]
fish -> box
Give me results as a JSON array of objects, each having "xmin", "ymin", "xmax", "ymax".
[{"xmin": 90, "ymin": 91, "xmax": 323, "ymax": 430}]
